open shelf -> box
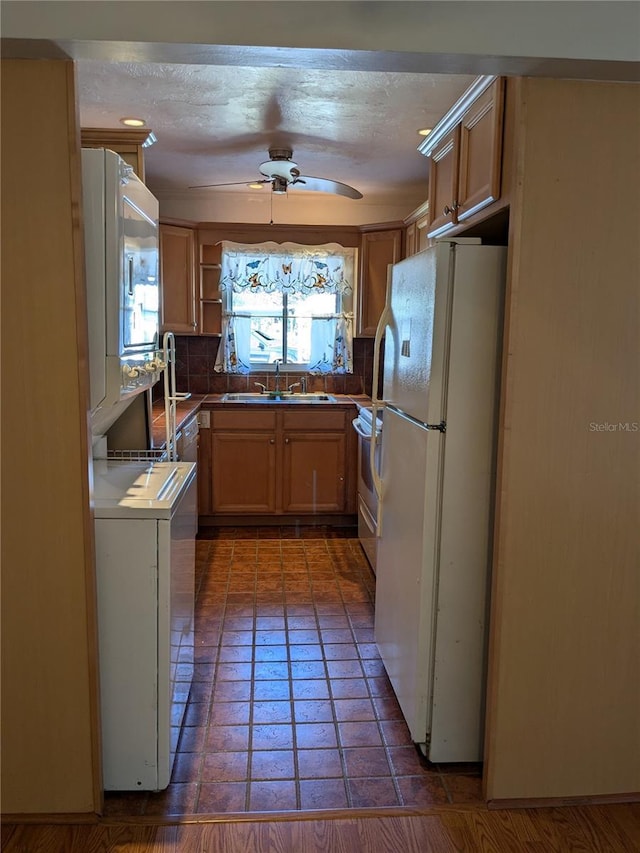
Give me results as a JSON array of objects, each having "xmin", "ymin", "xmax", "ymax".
[{"xmin": 199, "ymin": 242, "xmax": 223, "ymax": 335}]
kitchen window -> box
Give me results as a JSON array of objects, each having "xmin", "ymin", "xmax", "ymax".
[{"xmin": 214, "ymin": 241, "xmax": 355, "ymax": 374}]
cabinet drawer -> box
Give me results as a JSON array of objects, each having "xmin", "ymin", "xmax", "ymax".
[
  {"xmin": 211, "ymin": 410, "xmax": 277, "ymax": 430},
  {"xmin": 282, "ymin": 410, "xmax": 347, "ymax": 431}
]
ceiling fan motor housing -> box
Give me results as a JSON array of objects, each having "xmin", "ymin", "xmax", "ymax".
[
  {"xmin": 268, "ymin": 148, "xmax": 293, "ymax": 161},
  {"xmin": 259, "ymin": 148, "xmax": 300, "ymax": 182}
]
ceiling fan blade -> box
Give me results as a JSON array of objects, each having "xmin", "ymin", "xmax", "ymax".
[
  {"xmin": 292, "ymin": 175, "xmax": 363, "ymax": 200},
  {"xmin": 189, "ymin": 179, "xmax": 270, "ymax": 189}
]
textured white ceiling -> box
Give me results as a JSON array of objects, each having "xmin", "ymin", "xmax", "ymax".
[{"xmin": 76, "ymin": 61, "xmax": 475, "ymax": 203}]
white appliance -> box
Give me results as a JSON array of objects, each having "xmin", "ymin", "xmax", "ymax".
[
  {"xmin": 92, "ymin": 459, "xmax": 197, "ymax": 791},
  {"xmin": 352, "ymin": 406, "xmax": 383, "ymax": 573},
  {"xmin": 177, "ymin": 415, "xmax": 199, "ymax": 464},
  {"xmin": 372, "ymin": 240, "xmax": 506, "ymax": 762},
  {"xmin": 82, "ymin": 148, "xmax": 164, "ymax": 437}
]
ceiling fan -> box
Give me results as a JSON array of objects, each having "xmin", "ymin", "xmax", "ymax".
[{"xmin": 189, "ymin": 148, "xmax": 363, "ymax": 199}]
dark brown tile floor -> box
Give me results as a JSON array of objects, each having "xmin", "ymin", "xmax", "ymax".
[{"xmin": 104, "ymin": 525, "xmax": 482, "ymax": 816}]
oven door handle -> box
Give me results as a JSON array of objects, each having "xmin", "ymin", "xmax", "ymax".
[{"xmin": 352, "ymin": 418, "xmax": 372, "ymax": 440}]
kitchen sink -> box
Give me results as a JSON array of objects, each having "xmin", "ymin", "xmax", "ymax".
[{"xmin": 222, "ymin": 392, "xmax": 337, "ymax": 403}]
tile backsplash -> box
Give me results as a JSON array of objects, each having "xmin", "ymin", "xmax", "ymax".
[{"xmin": 168, "ymin": 335, "xmax": 377, "ymax": 398}]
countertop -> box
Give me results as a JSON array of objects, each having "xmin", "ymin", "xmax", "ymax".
[
  {"xmin": 200, "ymin": 393, "xmax": 370, "ymax": 409},
  {"xmin": 149, "ymin": 396, "xmax": 204, "ymax": 449},
  {"xmin": 150, "ymin": 393, "xmax": 371, "ymax": 448}
]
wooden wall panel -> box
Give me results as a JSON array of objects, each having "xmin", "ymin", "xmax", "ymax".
[
  {"xmin": 0, "ymin": 59, "xmax": 100, "ymax": 814},
  {"xmin": 485, "ymin": 79, "xmax": 640, "ymax": 800}
]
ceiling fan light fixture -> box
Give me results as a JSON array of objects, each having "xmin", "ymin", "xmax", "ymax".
[{"xmin": 272, "ymin": 176, "xmax": 288, "ymax": 195}]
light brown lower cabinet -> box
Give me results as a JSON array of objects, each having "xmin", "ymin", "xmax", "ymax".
[
  {"xmin": 204, "ymin": 407, "xmax": 356, "ymax": 518},
  {"xmin": 282, "ymin": 431, "xmax": 347, "ymax": 513},
  {"xmin": 212, "ymin": 431, "xmax": 277, "ymax": 514}
]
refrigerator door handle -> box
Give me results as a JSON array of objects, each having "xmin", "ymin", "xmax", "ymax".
[
  {"xmin": 387, "ymin": 404, "xmax": 447, "ymax": 434},
  {"xmin": 371, "ymin": 264, "xmax": 393, "ymax": 410},
  {"xmin": 370, "ymin": 265, "xmax": 393, "ymax": 516}
]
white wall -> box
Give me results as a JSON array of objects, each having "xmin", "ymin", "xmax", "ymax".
[
  {"xmin": 485, "ymin": 77, "xmax": 640, "ymax": 801},
  {"xmin": 158, "ymin": 189, "xmax": 422, "ymax": 227},
  {"xmin": 2, "ymin": 1, "xmax": 638, "ymax": 65}
]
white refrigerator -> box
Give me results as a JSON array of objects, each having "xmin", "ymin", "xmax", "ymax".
[{"xmin": 373, "ymin": 240, "xmax": 506, "ymax": 763}]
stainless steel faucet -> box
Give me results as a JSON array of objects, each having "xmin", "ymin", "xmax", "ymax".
[
  {"xmin": 288, "ymin": 376, "xmax": 307, "ymax": 394},
  {"xmin": 274, "ymin": 359, "xmax": 282, "ymax": 394}
]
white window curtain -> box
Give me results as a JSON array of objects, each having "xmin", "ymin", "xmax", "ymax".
[
  {"xmin": 218, "ymin": 241, "xmax": 354, "ymax": 295},
  {"xmin": 214, "ymin": 241, "xmax": 355, "ymax": 374},
  {"xmin": 215, "ymin": 313, "xmax": 252, "ymax": 373},
  {"xmin": 308, "ymin": 313, "xmax": 354, "ymax": 374}
]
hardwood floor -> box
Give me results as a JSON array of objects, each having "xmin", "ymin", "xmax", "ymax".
[{"xmin": 2, "ymin": 803, "xmax": 640, "ymax": 852}]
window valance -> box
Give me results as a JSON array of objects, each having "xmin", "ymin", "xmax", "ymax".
[{"xmin": 219, "ymin": 241, "xmax": 355, "ymax": 296}]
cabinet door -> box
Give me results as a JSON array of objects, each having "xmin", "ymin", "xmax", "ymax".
[
  {"xmin": 427, "ymin": 126, "xmax": 460, "ymax": 237},
  {"xmin": 160, "ymin": 225, "xmax": 197, "ymax": 334},
  {"xmin": 197, "ymin": 426, "xmax": 212, "ymax": 515},
  {"xmin": 81, "ymin": 127, "xmax": 148, "ymax": 180},
  {"xmin": 405, "ymin": 221, "xmax": 417, "ymax": 257},
  {"xmin": 211, "ymin": 432, "xmax": 276, "ymax": 513},
  {"xmin": 457, "ymin": 78, "xmax": 505, "ymax": 222},
  {"xmin": 357, "ymin": 228, "xmax": 403, "ymax": 337},
  {"xmin": 282, "ymin": 432, "xmax": 346, "ymax": 513}
]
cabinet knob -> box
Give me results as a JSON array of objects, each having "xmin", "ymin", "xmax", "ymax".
[
  {"xmin": 270, "ymin": 438, "xmax": 275, "ymax": 445},
  {"xmin": 284, "ymin": 437, "xmax": 290, "ymax": 444},
  {"xmin": 451, "ymin": 200, "xmax": 460, "ymax": 212},
  {"xmin": 443, "ymin": 205, "xmax": 451, "ymax": 216}
]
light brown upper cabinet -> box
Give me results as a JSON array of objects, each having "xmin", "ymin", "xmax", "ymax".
[
  {"xmin": 404, "ymin": 201, "xmax": 430, "ymax": 257},
  {"xmin": 357, "ymin": 226, "xmax": 404, "ymax": 336},
  {"xmin": 159, "ymin": 223, "xmax": 198, "ymax": 334},
  {"xmin": 80, "ymin": 127, "xmax": 153, "ymax": 181},
  {"xmin": 419, "ymin": 77, "xmax": 506, "ymax": 238}
]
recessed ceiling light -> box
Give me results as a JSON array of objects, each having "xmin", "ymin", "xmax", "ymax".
[
  {"xmin": 248, "ymin": 182, "xmax": 264, "ymax": 190},
  {"xmin": 418, "ymin": 128, "xmax": 432, "ymax": 137},
  {"xmin": 120, "ymin": 117, "xmax": 146, "ymax": 127}
]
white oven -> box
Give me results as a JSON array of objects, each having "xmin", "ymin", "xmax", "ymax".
[{"xmin": 352, "ymin": 406, "xmax": 383, "ymax": 573}]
